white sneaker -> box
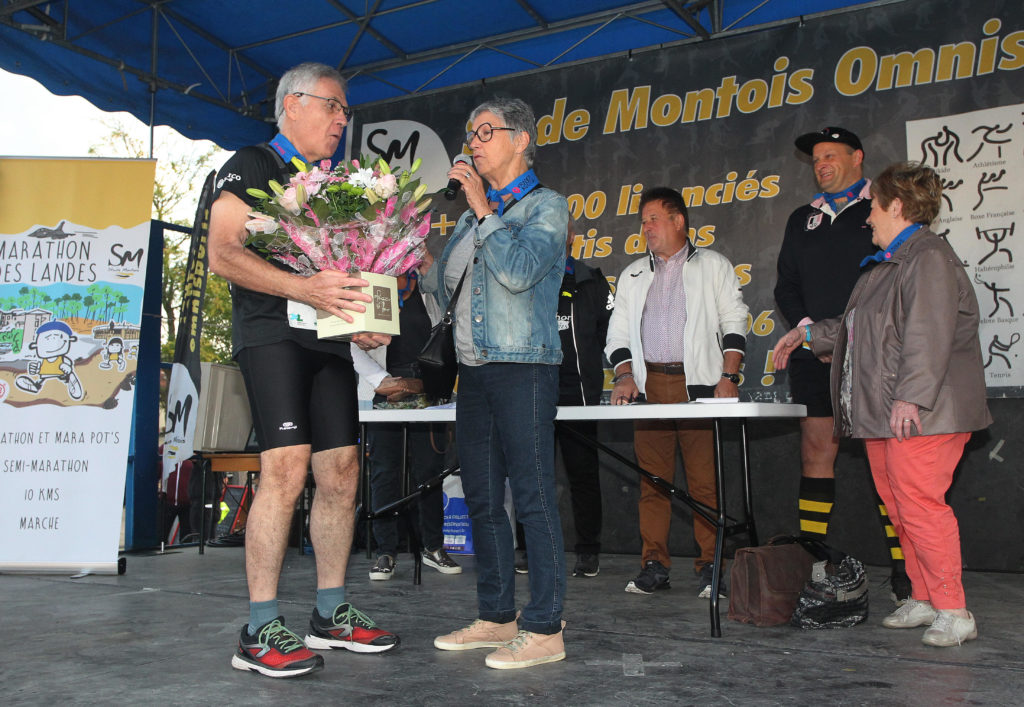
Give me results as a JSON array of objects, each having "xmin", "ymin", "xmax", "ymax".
[
  {"xmin": 922, "ymin": 610, "xmax": 977, "ymax": 647},
  {"xmin": 882, "ymin": 598, "xmax": 937, "ymax": 629}
]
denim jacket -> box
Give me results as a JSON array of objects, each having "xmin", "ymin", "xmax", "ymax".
[{"xmin": 421, "ymin": 186, "xmax": 568, "ymax": 364}]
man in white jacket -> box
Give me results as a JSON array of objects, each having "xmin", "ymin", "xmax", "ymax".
[{"xmin": 605, "ymin": 187, "xmax": 748, "ymax": 598}]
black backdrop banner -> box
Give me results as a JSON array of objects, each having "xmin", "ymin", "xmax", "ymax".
[
  {"xmin": 350, "ymin": 0, "xmax": 1024, "ymax": 400},
  {"xmin": 172, "ymin": 170, "xmax": 215, "ymax": 383}
]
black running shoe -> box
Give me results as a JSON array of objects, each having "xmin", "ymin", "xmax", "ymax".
[
  {"xmin": 231, "ymin": 617, "xmax": 324, "ymax": 678},
  {"xmin": 573, "ymin": 553, "xmax": 600, "ymax": 577},
  {"xmin": 304, "ymin": 603, "xmax": 400, "ymax": 653},
  {"xmin": 625, "ymin": 560, "xmax": 670, "ymax": 594},
  {"xmin": 697, "ymin": 562, "xmax": 727, "ymax": 599}
]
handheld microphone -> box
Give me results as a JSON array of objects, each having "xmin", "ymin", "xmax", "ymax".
[{"xmin": 443, "ymin": 154, "xmax": 473, "ymax": 200}]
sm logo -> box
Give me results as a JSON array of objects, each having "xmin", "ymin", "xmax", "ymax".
[
  {"xmin": 358, "ymin": 119, "xmax": 451, "ymax": 194},
  {"xmin": 109, "ymin": 243, "xmax": 145, "ymax": 268}
]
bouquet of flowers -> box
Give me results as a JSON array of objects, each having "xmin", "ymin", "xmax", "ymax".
[{"xmin": 243, "ymin": 155, "xmax": 433, "ymax": 277}]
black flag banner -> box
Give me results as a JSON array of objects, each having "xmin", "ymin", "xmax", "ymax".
[{"xmin": 163, "ymin": 170, "xmax": 215, "ymax": 488}]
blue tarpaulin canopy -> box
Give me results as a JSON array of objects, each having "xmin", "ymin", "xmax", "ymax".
[{"xmin": 1, "ymin": 0, "xmax": 884, "ymax": 149}]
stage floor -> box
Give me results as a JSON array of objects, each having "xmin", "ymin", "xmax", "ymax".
[{"xmin": 3, "ymin": 548, "xmax": 1022, "ymax": 705}]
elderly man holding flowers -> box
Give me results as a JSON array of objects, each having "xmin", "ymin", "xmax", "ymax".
[{"xmin": 210, "ymin": 61, "xmax": 411, "ymax": 679}]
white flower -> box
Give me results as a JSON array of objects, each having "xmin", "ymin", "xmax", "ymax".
[
  {"xmin": 245, "ymin": 212, "xmax": 278, "ymax": 235},
  {"xmin": 348, "ymin": 167, "xmax": 376, "ymax": 189},
  {"xmin": 278, "ymin": 186, "xmax": 302, "ymax": 215},
  {"xmin": 373, "ymin": 173, "xmax": 398, "ymax": 199}
]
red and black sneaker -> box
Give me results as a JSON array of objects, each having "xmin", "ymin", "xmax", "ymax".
[
  {"xmin": 304, "ymin": 602, "xmax": 400, "ymax": 653},
  {"xmin": 231, "ymin": 617, "xmax": 324, "ymax": 678}
]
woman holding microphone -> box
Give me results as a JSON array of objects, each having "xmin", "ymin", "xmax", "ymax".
[{"xmin": 421, "ymin": 97, "xmax": 569, "ymax": 669}]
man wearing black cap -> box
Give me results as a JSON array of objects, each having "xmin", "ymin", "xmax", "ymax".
[{"xmin": 774, "ymin": 126, "xmax": 910, "ymax": 605}]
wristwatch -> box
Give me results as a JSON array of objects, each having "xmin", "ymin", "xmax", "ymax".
[{"xmin": 721, "ymin": 372, "xmax": 740, "ymax": 384}]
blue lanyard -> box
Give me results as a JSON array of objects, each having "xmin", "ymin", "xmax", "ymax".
[
  {"xmin": 269, "ymin": 132, "xmax": 307, "ymax": 165},
  {"xmin": 860, "ymin": 223, "xmax": 924, "ymax": 267},
  {"xmin": 815, "ymin": 177, "xmax": 866, "ymax": 214},
  {"xmin": 397, "ymin": 270, "xmax": 417, "ymax": 309},
  {"xmin": 485, "ymin": 169, "xmax": 539, "ymax": 216}
]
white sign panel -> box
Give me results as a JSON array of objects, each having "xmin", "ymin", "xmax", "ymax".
[{"xmin": 907, "ymin": 103, "xmax": 1024, "ymax": 389}]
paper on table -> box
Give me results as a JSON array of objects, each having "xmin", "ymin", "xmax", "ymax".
[{"xmin": 694, "ymin": 397, "xmax": 739, "ymax": 403}]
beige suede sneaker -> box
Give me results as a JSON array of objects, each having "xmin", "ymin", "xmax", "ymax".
[
  {"xmin": 433, "ymin": 619, "xmax": 518, "ymax": 651},
  {"xmin": 484, "ymin": 629, "xmax": 566, "ymax": 670}
]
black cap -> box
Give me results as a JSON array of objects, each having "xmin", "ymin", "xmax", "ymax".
[{"xmin": 795, "ymin": 126, "xmax": 863, "ymax": 155}]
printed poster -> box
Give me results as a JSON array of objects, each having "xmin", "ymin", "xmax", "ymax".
[
  {"xmin": 907, "ymin": 103, "xmax": 1024, "ymax": 389},
  {"xmin": 0, "ymin": 157, "xmax": 155, "ymax": 573}
]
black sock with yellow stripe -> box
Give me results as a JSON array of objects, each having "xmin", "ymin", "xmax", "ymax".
[
  {"xmin": 877, "ymin": 502, "xmax": 905, "ymax": 568},
  {"xmin": 798, "ymin": 476, "xmax": 835, "ymax": 540}
]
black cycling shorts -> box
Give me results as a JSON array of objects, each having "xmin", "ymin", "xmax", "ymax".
[
  {"xmin": 236, "ymin": 340, "xmax": 359, "ymax": 452},
  {"xmin": 787, "ymin": 356, "xmax": 834, "ymax": 418}
]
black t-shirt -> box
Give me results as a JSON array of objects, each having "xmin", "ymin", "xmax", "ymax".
[{"xmin": 213, "ymin": 144, "xmax": 350, "ymax": 359}]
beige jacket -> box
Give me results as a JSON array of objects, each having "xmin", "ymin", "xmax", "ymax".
[{"xmin": 809, "ymin": 228, "xmax": 992, "ymax": 439}]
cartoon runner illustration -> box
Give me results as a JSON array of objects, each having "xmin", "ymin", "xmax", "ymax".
[
  {"xmin": 99, "ymin": 336, "xmax": 127, "ymax": 372},
  {"xmin": 14, "ymin": 321, "xmax": 84, "ymax": 400}
]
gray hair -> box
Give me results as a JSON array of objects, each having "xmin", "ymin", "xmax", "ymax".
[
  {"xmin": 470, "ymin": 97, "xmax": 537, "ymax": 167},
  {"xmin": 275, "ymin": 62, "xmax": 348, "ymax": 129}
]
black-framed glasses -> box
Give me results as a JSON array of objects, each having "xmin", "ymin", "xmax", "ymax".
[
  {"xmin": 293, "ymin": 92, "xmax": 354, "ymax": 120},
  {"xmin": 465, "ymin": 123, "xmax": 516, "ymax": 145}
]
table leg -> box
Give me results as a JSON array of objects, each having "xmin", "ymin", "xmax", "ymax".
[
  {"xmin": 709, "ymin": 419, "xmax": 726, "ymax": 638},
  {"xmin": 198, "ymin": 456, "xmax": 209, "ymax": 555},
  {"xmin": 739, "ymin": 419, "xmax": 758, "ymax": 547},
  {"xmin": 401, "ymin": 423, "xmax": 423, "ymax": 586},
  {"xmin": 361, "ymin": 422, "xmax": 373, "ymax": 560}
]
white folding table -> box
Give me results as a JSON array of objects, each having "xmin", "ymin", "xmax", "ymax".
[{"xmin": 359, "ymin": 401, "xmax": 806, "ymax": 636}]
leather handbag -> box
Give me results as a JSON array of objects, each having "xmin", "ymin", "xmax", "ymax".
[
  {"xmin": 728, "ymin": 535, "xmax": 817, "ymax": 627},
  {"xmin": 416, "ymin": 268, "xmax": 467, "ymax": 402}
]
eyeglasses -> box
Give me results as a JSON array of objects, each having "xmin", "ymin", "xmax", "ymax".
[
  {"xmin": 465, "ymin": 123, "xmax": 516, "ymax": 145},
  {"xmin": 293, "ymin": 92, "xmax": 354, "ymax": 120}
]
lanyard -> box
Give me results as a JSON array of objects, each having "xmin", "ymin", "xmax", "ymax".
[
  {"xmin": 860, "ymin": 223, "xmax": 924, "ymax": 267},
  {"xmin": 396, "ymin": 270, "xmax": 417, "ymax": 309},
  {"xmin": 269, "ymin": 132, "xmax": 307, "ymax": 165},
  {"xmin": 485, "ymin": 169, "xmax": 539, "ymax": 216}
]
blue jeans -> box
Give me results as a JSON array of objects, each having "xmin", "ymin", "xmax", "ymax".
[
  {"xmin": 368, "ymin": 422, "xmax": 447, "ymax": 555},
  {"xmin": 457, "ymin": 363, "xmax": 565, "ymax": 634}
]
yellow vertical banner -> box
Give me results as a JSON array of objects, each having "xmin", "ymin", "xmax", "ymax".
[{"xmin": 0, "ymin": 157, "xmax": 155, "ymax": 573}]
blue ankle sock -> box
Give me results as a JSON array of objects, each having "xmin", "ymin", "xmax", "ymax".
[
  {"xmin": 316, "ymin": 586, "xmax": 346, "ymax": 619},
  {"xmin": 247, "ymin": 599, "xmax": 279, "ymax": 636}
]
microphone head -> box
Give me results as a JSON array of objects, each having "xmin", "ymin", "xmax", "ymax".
[{"xmin": 444, "ymin": 154, "xmax": 474, "ymax": 200}]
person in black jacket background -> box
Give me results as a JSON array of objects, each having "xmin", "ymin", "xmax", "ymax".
[{"xmin": 517, "ymin": 219, "xmax": 613, "ymax": 577}]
